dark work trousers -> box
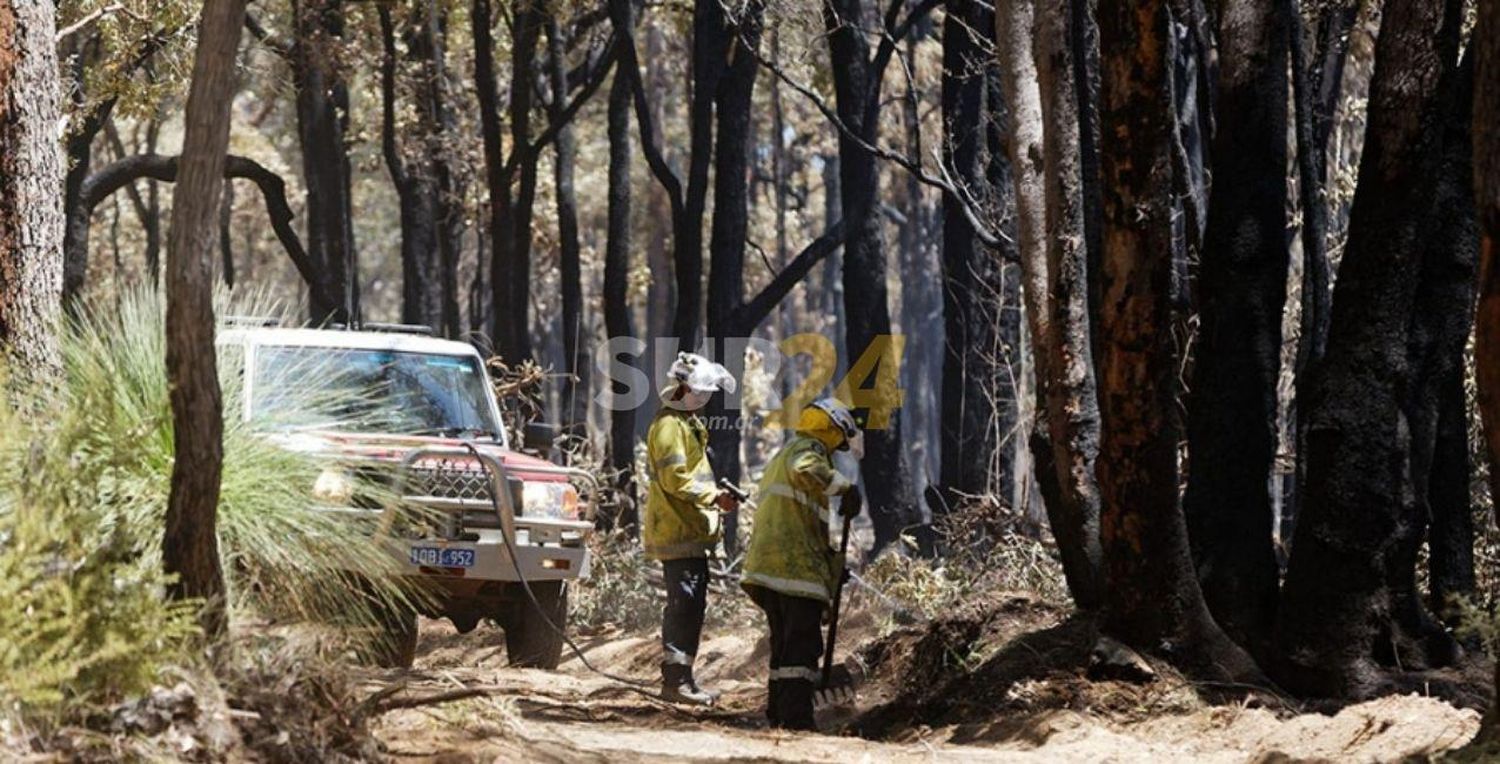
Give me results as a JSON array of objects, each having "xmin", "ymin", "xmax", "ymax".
[
  {"xmin": 747, "ymin": 584, "xmax": 825, "ymax": 730},
  {"xmin": 661, "ymin": 557, "xmax": 710, "ymax": 684}
]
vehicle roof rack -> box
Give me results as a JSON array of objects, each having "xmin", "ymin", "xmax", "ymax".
[
  {"xmin": 222, "ymin": 315, "xmax": 283, "ymax": 327},
  {"xmin": 350, "ymin": 322, "xmax": 436, "ymax": 336}
]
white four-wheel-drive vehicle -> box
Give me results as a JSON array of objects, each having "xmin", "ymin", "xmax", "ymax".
[{"xmin": 219, "ymin": 323, "xmax": 596, "ymax": 669}]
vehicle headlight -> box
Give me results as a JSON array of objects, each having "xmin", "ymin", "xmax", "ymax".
[
  {"xmin": 522, "ymin": 482, "xmax": 581, "ymax": 520},
  {"xmin": 313, "ymin": 468, "xmax": 356, "ymax": 504}
]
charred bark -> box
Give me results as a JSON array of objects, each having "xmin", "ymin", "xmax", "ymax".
[
  {"xmin": 549, "ymin": 17, "xmax": 588, "ymax": 427},
  {"xmin": 705, "ymin": 0, "xmax": 765, "ymax": 553},
  {"xmin": 491, "ymin": 1, "xmax": 544, "ymax": 362},
  {"xmin": 1408, "ymin": 51, "xmax": 1477, "ymax": 633},
  {"xmin": 1182, "ymin": 0, "xmax": 1290, "ymax": 653},
  {"xmin": 292, "ymin": 0, "xmax": 356, "ymax": 324},
  {"xmin": 379, "ymin": 5, "xmax": 443, "ymax": 331},
  {"xmin": 603, "ymin": 35, "xmax": 637, "ymax": 530},
  {"xmin": 940, "ymin": 0, "xmax": 1006, "ymax": 500},
  {"xmin": 162, "ymin": 0, "xmax": 246, "ymax": 641},
  {"xmin": 823, "ymin": 0, "xmax": 920, "ymax": 553},
  {"xmin": 1472, "ymin": 0, "xmax": 1500, "ymax": 744},
  {"xmin": 1037, "ymin": 0, "xmax": 1106, "ymax": 611},
  {"xmin": 0, "ymin": 0, "xmax": 63, "ymax": 380},
  {"xmin": 1094, "ymin": 0, "xmax": 1260, "ymax": 680},
  {"xmin": 1276, "ymin": 0, "xmax": 1466, "ymax": 699}
]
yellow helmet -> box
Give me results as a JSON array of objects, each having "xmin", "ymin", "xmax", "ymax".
[{"xmin": 795, "ymin": 398, "xmax": 864, "ymax": 458}]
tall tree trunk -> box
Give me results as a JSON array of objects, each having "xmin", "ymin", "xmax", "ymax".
[
  {"xmin": 1182, "ymin": 0, "xmax": 1290, "ymax": 653},
  {"xmin": 163, "ymin": 0, "xmax": 245, "ymax": 642},
  {"xmin": 0, "ymin": 0, "xmax": 63, "ymax": 380},
  {"xmin": 1276, "ymin": 0, "xmax": 1464, "ymax": 699},
  {"xmin": 549, "ymin": 17, "xmax": 588, "ymax": 428},
  {"xmin": 940, "ymin": 0, "xmax": 1006, "ymax": 500},
  {"xmin": 1286, "ymin": 0, "xmax": 1355, "ymax": 547},
  {"xmin": 379, "ymin": 5, "xmax": 443, "ymax": 330},
  {"xmin": 1071, "ymin": 0, "xmax": 1104, "ymax": 371},
  {"xmin": 1037, "ymin": 0, "xmax": 1106, "ymax": 610},
  {"xmin": 705, "ymin": 0, "xmax": 764, "ymax": 553},
  {"xmin": 419, "ymin": 0, "xmax": 462, "ymax": 338},
  {"xmin": 492, "ymin": 1, "xmax": 543, "ymax": 363},
  {"xmin": 642, "ymin": 18, "xmax": 673, "ymax": 424},
  {"xmin": 1471, "ymin": 0, "xmax": 1500, "ymax": 745},
  {"xmin": 1409, "ymin": 50, "xmax": 1477, "ymax": 632},
  {"xmin": 823, "ymin": 0, "xmax": 916, "ymax": 554},
  {"xmin": 603, "ymin": 42, "xmax": 637, "ymax": 530},
  {"xmin": 1095, "ymin": 0, "xmax": 1259, "ymax": 680},
  {"xmin": 293, "ymin": 0, "xmax": 355, "ymax": 323},
  {"xmin": 472, "ymin": 0, "xmax": 502, "ymax": 342}
]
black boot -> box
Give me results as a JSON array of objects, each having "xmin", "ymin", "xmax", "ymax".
[{"xmin": 661, "ymin": 664, "xmax": 715, "ymax": 705}]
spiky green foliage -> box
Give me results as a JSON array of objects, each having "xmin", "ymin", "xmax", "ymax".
[{"xmin": 0, "ymin": 288, "xmax": 422, "ymax": 723}]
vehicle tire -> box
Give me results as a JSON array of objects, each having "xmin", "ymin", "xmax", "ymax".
[
  {"xmin": 369, "ymin": 602, "xmax": 419, "ymax": 669},
  {"xmin": 501, "ymin": 581, "xmax": 568, "ymax": 669}
]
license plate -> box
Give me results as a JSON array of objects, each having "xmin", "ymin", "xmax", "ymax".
[{"xmin": 409, "ymin": 546, "xmax": 475, "ymax": 568}]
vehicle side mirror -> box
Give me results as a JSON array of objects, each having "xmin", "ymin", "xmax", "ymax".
[{"xmin": 523, "ymin": 422, "xmax": 558, "ymax": 452}]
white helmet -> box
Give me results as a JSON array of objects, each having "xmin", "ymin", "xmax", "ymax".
[
  {"xmin": 660, "ymin": 352, "xmax": 736, "ymax": 410},
  {"xmin": 809, "ymin": 397, "xmax": 864, "ymax": 459}
]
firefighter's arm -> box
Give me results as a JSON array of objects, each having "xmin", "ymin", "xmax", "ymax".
[
  {"xmin": 787, "ymin": 447, "xmax": 854, "ymax": 500},
  {"xmin": 648, "ymin": 419, "xmax": 720, "ymax": 509}
]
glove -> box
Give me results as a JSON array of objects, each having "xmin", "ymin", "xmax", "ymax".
[
  {"xmin": 714, "ymin": 491, "xmax": 739, "ymax": 512},
  {"xmin": 839, "ymin": 484, "xmax": 862, "ymax": 519}
]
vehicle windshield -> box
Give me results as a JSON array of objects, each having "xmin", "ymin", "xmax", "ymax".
[{"xmin": 251, "ymin": 345, "xmax": 503, "ymax": 441}]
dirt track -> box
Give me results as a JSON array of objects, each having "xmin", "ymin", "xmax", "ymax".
[{"xmin": 367, "ymin": 611, "xmax": 1482, "ymax": 763}]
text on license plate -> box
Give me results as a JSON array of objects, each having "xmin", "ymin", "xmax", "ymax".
[{"xmin": 410, "ymin": 547, "xmax": 475, "ymax": 567}]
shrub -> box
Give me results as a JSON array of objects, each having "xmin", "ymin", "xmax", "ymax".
[{"xmin": 0, "ymin": 288, "xmax": 418, "ymax": 727}]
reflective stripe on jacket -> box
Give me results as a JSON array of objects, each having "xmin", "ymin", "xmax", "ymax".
[
  {"xmin": 643, "ymin": 409, "xmax": 722, "ymax": 560},
  {"xmin": 741, "ymin": 435, "xmax": 852, "ymax": 603}
]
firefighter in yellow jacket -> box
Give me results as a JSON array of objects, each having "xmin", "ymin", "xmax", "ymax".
[
  {"xmin": 741, "ymin": 397, "xmax": 863, "ymax": 730},
  {"xmin": 645, "ymin": 352, "xmax": 739, "ymax": 704}
]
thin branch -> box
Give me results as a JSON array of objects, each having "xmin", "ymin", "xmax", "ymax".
[
  {"xmin": 378, "ymin": 6, "xmax": 408, "ymax": 190},
  {"xmin": 735, "ymin": 220, "xmax": 848, "ymax": 331},
  {"xmin": 506, "ymin": 33, "xmax": 620, "ymax": 171},
  {"xmin": 611, "ymin": 0, "xmax": 686, "ymax": 219},
  {"xmin": 57, "ymin": 3, "xmax": 139, "ymax": 42},
  {"xmin": 244, "ymin": 12, "xmax": 293, "ymax": 59},
  {"xmin": 736, "ymin": 33, "xmax": 1010, "ymax": 249},
  {"xmin": 82, "ymin": 153, "xmax": 333, "ymax": 309}
]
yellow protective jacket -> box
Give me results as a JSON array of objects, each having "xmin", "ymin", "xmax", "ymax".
[
  {"xmin": 643, "ymin": 409, "xmax": 722, "ymax": 560},
  {"xmin": 741, "ymin": 435, "xmax": 853, "ymax": 603}
]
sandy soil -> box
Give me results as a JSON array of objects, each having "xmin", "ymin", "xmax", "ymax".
[{"xmin": 366, "ymin": 602, "xmax": 1483, "ymax": 763}]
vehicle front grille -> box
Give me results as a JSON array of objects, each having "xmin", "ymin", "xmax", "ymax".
[{"xmin": 407, "ymin": 460, "xmax": 494, "ymax": 501}]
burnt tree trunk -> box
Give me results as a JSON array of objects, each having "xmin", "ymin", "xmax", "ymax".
[
  {"xmin": 1037, "ymin": 0, "xmax": 1105, "ymax": 610},
  {"xmin": 603, "ymin": 33, "xmax": 637, "ymax": 530},
  {"xmin": 162, "ymin": 0, "xmax": 245, "ymax": 642},
  {"xmin": 0, "ymin": 0, "xmax": 63, "ymax": 380},
  {"xmin": 1471, "ymin": 0, "xmax": 1500, "ymax": 744},
  {"xmin": 1182, "ymin": 0, "xmax": 1290, "ymax": 653},
  {"xmin": 1094, "ymin": 0, "xmax": 1260, "ymax": 680},
  {"xmin": 940, "ymin": 0, "xmax": 1007, "ymax": 500},
  {"xmin": 379, "ymin": 5, "xmax": 443, "ymax": 330},
  {"xmin": 293, "ymin": 0, "xmax": 355, "ymax": 323},
  {"xmin": 705, "ymin": 0, "xmax": 765, "ymax": 554},
  {"xmin": 491, "ymin": 1, "xmax": 543, "ymax": 362},
  {"xmin": 549, "ymin": 17, "xmax": 588, "ymax": 427},
  {"xmin": 1409, "ymin": 51, "xmax": 1477, "ymax": 632},
  {"xmin": 1276, "ymin": 0, "xmax": 1465, "ymax": 699},
  {"xmin": 1286, "ymin": 0, "xmax": 1356, "ymax": 547},
  {"xmin": 472, "ymin": 0, "xmax": 502, "ymax": 343},
  {"xmin": 822, "ymin": 0, "xmax": 919, "ymax": 553}
]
